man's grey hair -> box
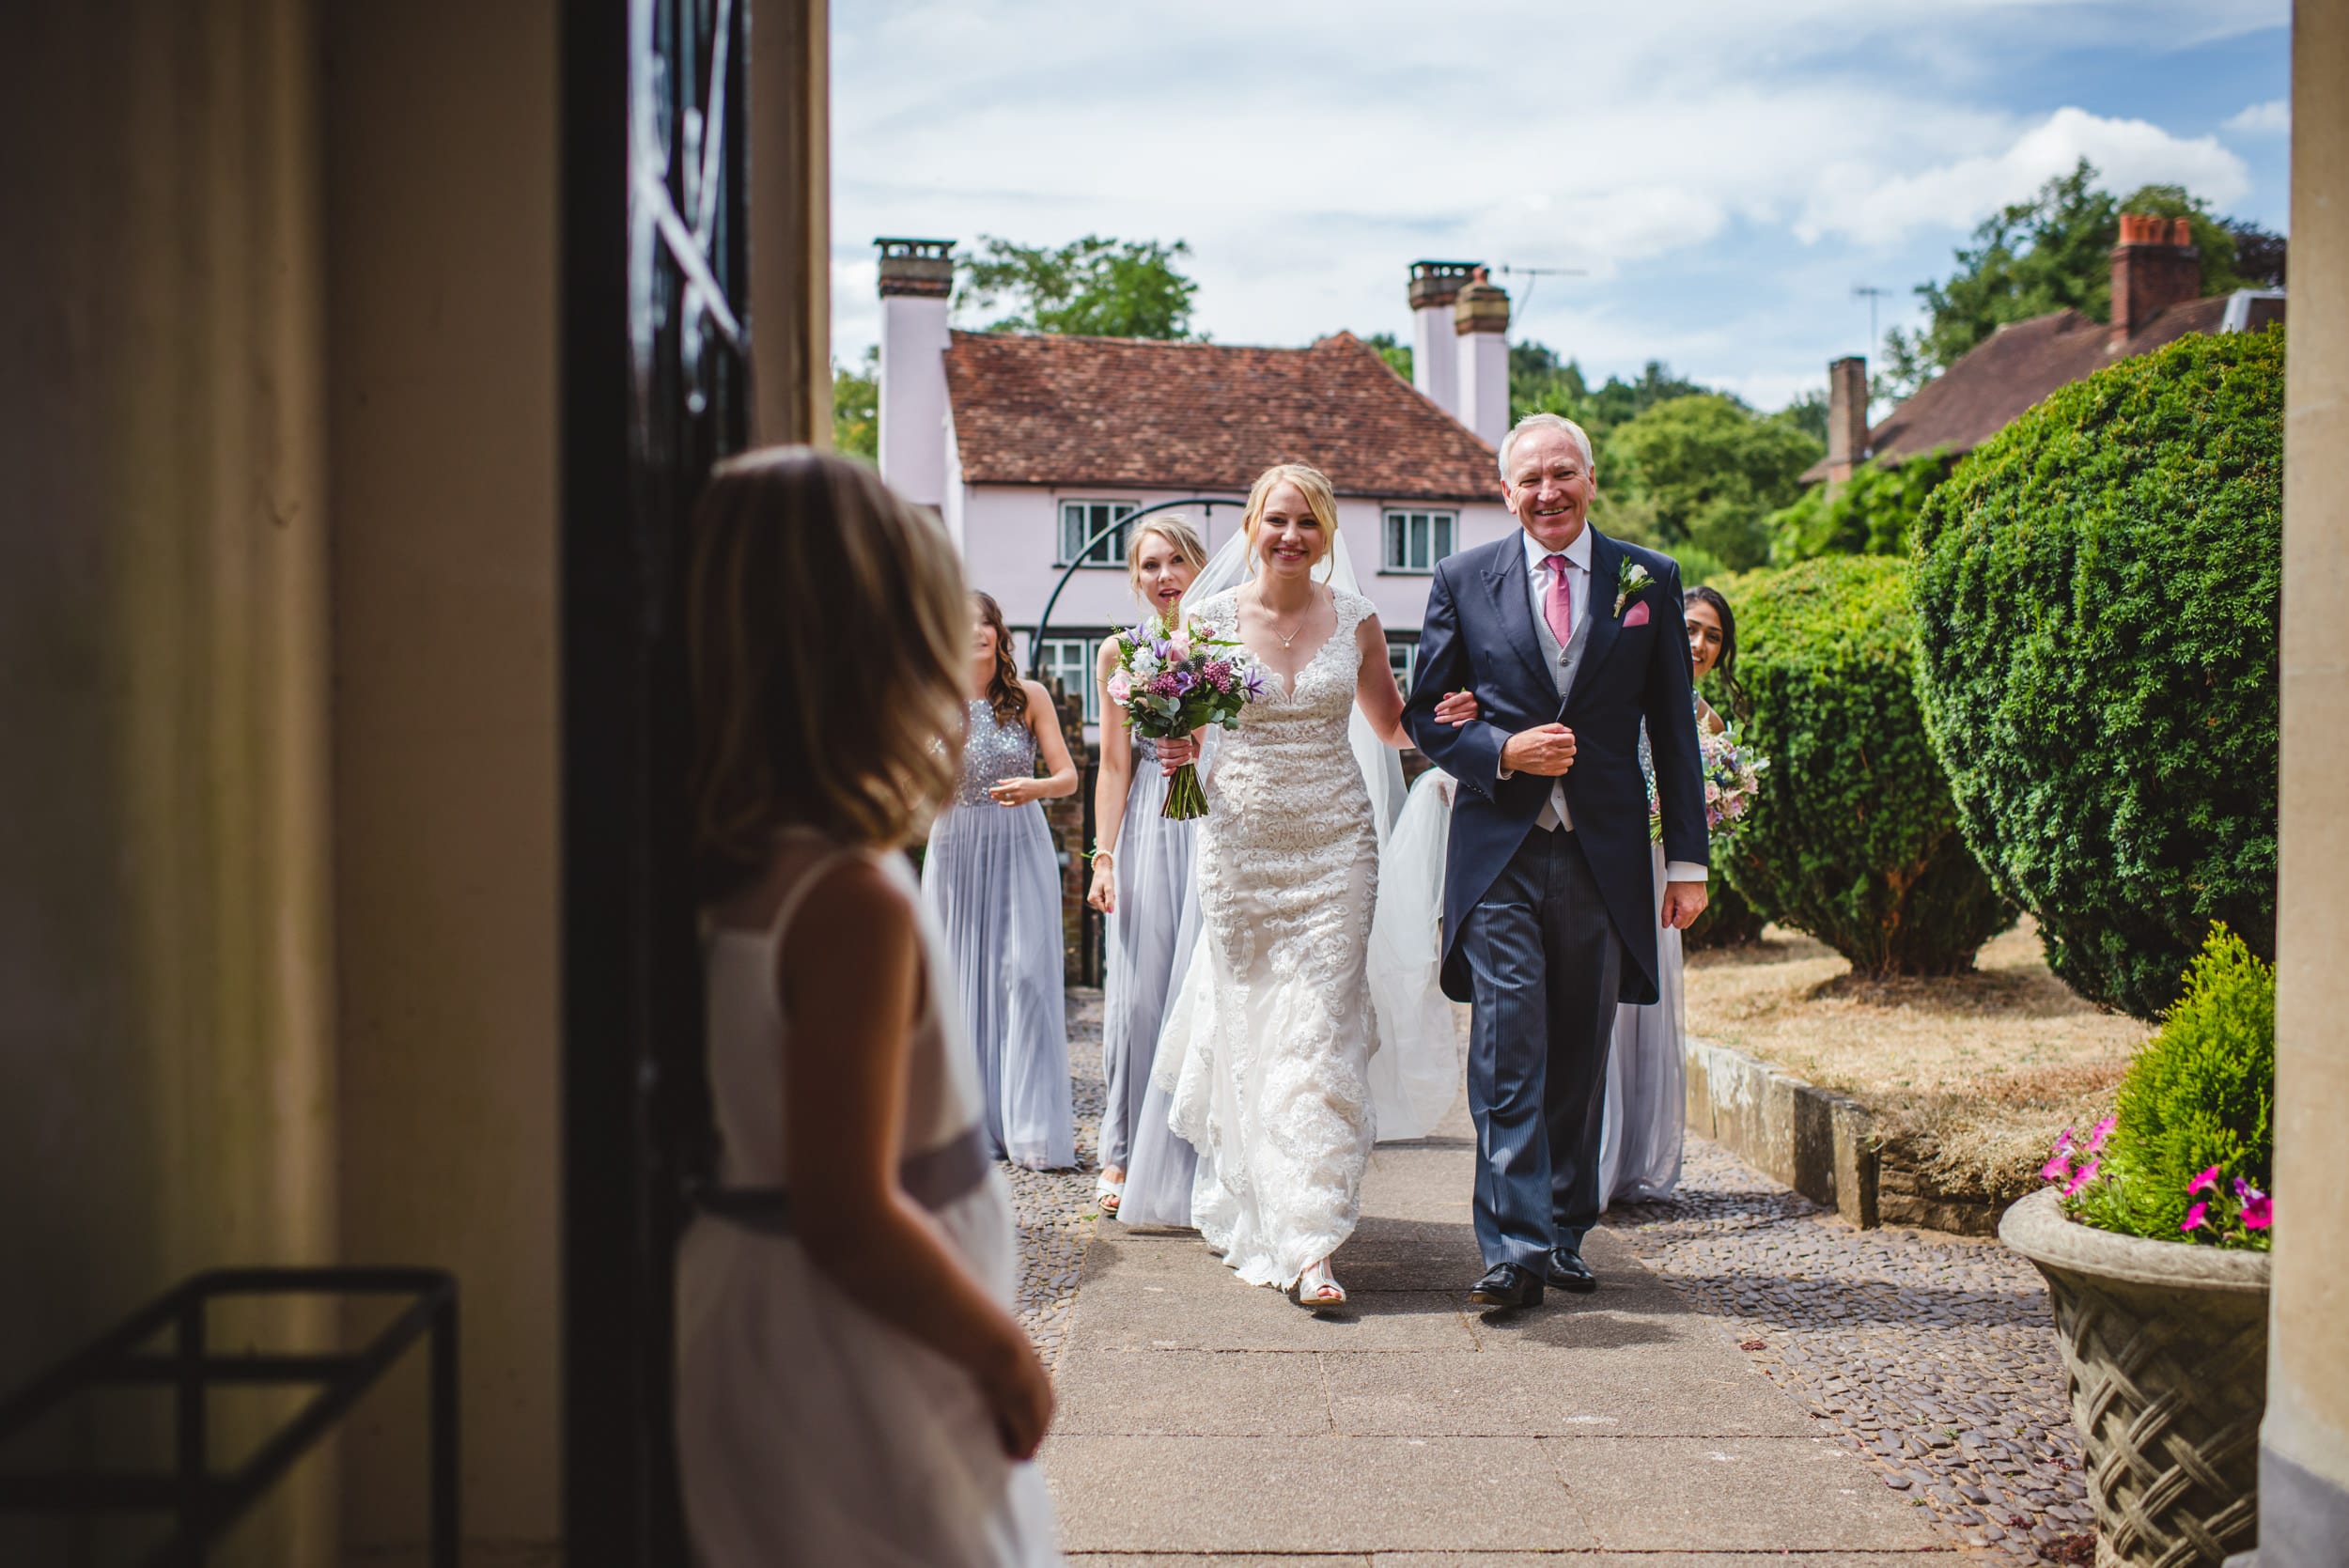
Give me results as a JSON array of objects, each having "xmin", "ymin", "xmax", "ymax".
[{"xmin": 1498, "ymin": 411, "xmax": 1595, "ymax": 483}]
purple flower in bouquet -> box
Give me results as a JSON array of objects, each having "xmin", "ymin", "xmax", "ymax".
[{"xmin": 1242, "ymin": 666, "xmax": 1268, "ymax": 701}]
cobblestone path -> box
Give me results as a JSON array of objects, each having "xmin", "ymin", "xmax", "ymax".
[
  {"xmin": 1606, "ymin": 1138, "xmax": 2093, "ymax": 1560},
  {"xmin": 1004, "ymin": 987, "xmax": 1106, "ymax": 1371}
]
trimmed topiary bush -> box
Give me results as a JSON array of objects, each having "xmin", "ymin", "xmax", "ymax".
[
  {"xmin": 1713, "ymin": 556, "xmax": 2012, "ymax": 975},
  {"xmin": 1911, "ymin": 328, "xmax": 2282, "ymax": 1019},
  {"xmin": 2058, "ymin": 926, "xmax": 2274, "ymax": 1248},
  {"xmin": 1684, "ymin": 872, "xmax": 1765, "ymax": 949}
]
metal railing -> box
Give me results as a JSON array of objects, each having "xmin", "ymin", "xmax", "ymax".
[
  {"xmin": 0, "ymin": 1267, "xmax": 459, "ymax": 1567},
  {"xmin": 1027, "ymin": 496, "xmax": 1236, "ymax": 679}
]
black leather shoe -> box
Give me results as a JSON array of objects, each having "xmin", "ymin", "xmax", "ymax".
[
  {"xmin": 1469, "ymin": 1262, "xmax": 1544, "ymax": 1310},
  {"xmin": 1546, "ymin": 1248, "xmax": 1598, "ymax": 1294}
]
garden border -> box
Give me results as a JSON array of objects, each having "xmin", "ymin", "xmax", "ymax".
[{"xmin": 1682, "ymin": 1034, "xmax": 2012, "ymax": 1235}]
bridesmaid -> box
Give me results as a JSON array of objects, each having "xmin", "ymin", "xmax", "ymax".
[
  {"xmin": 1086, "ymin": 517, "xmax": 1210, "ymax": 1221},
  {"xmin": 923, "ymin": 591, "xmax": 1081, "ymax": 1171},
  {"xmin": 1599, "ymin": 582, "xmax": 1744, "ymax": 1206},
  {"xmin": 676, "ymin": 449, "xmax": 1060, "ymax": 1565}
]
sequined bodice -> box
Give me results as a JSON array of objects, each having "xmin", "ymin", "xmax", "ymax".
[{"xmin": 955, "ymin": 699, "xmax": 1036, "ymax": 805}]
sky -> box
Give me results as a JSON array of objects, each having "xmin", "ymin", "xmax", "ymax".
[{"xmin": 830, "ymin": 1, "xmax": 2292, "ymax": 413}]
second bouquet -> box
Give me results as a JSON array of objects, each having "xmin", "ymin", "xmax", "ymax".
[{"xmin": 1103, "ymin": 613, "xmax": 1264, "ymax": 819}]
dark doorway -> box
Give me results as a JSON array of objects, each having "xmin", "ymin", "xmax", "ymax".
[{"xmin": 559, "ymin": 0, "xmax": 752, "ymax": 1561}]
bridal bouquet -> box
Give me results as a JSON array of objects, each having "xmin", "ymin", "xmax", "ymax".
[
  {"xmin": 1647, "ymin": 724, "xmax": 1770, "ymax": 844},
  {"xmin": 1104, "ymin": 613, "xmax": 1264, "ymax": 819}
]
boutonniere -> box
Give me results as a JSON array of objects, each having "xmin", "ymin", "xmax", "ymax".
[{"xmin": 1613, "ymin": 560, "xmax": 1655, "ymax": 618}]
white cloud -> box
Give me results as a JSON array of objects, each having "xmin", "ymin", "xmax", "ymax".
[
  {"xmin": 2225, "ymin": 99, "xmax": 2291, "ymax": 136},
  {"xmin": 828, "ymin": 0, "xmax": 2288, "ymax": 392},
  {"xmin": 1795, "ymin": 107, "xmax": 2251, "ymax": 246}
]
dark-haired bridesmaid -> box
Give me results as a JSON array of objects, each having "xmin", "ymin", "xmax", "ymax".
[
  {"xmin": 1599, "ymin": 582, "xmax": 1746, "ymax": 1206},
  {"xmin": 922, "ymin": 592, "xmax": 1081, "ymax": 1171}
]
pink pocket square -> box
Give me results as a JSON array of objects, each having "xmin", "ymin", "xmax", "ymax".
[{"xmin": 1623, "ymin": 600, "xmax": 1651, "ymax": 628}]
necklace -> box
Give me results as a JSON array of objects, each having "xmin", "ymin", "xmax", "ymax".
[{"xmin": 1270, "ymin": 613, "xmax": 1304, "ymax": 649}]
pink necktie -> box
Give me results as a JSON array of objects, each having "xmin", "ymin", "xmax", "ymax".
[{"xmin": 1542, "ymin": 554, "xmax": 1574, "ymax": 649}]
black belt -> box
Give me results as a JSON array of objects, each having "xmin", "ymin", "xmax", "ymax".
[{"xmin": 695, "ymin": 1124, "xmax": 992, "ymax": 1235}]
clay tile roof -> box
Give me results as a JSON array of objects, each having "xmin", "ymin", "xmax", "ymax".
[
  {"xmin": 1804, "ymin": 293, "xmax": 2279, "ymax": 482},
  {"xmin": 942, "ymin": 330, "xmax": 1499, "ymax": 502}
]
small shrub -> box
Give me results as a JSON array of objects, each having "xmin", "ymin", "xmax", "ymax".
[
  {"xmin": 1911, "ymin": 328, "xmax": 2283, "ymax": 1018},
  {"xmin": 1713, "ymin": 556, "xmax": 2013, "ymax": 975},
  {"xmin": 2054, "ymin": 927, "xmax": 2274, "ymax": 1248}
]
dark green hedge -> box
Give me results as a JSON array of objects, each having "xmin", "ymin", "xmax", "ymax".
[
  {"xmin": 1684, "ymin": 872, "xmax": 1766, "ymax": 949},
  {"xmin": 1714, "ymin": 556, "xmax": 2012, "ymax": 975},
  {"xmin": 1910, "ymin": 328, "xmax": 2282, "ymax": 1018}
]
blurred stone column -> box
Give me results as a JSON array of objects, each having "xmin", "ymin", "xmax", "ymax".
[{"xmin": 2266, "ymin": 3, "xmax": 2349, "ymax": 1561}]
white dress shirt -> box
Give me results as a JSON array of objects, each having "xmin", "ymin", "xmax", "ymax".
[{"xmin": 1501, "ymin": 526, "xmax": 1706, "ymax": 887}]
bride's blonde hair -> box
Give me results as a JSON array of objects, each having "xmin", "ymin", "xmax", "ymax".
[{"xmin": 1239, "ymin": 463, "xmax": 1340, "ymax": 582}]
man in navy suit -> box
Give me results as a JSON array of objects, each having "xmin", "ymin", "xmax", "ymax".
[{"xmin": 1403, "ymin": 412, "xmax": 1710, "ymax": 1309}]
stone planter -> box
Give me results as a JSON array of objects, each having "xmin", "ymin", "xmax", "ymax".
[{"xmin": 2000, "ymin": 1188, "xmax": 2270, "ymax": 1567}]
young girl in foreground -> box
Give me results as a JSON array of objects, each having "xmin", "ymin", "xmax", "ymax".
[{"xmin": 676, "ymin": 450, "xmax": 1061, "ymax": 1567}]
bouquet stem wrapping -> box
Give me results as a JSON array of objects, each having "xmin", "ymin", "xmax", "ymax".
[{"xmin": 1162, "ymin": 761, "xmax": 1207, "ymax": 820}]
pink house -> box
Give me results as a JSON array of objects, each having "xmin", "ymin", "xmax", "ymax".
[{"xmin": 875, "ymin": 241, "xmax": 1521, "ymax": 731}]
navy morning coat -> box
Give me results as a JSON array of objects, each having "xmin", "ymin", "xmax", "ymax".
[{"xmin": 1401, "ymin": 526, "xmax": 1709, "ymax": 1007}]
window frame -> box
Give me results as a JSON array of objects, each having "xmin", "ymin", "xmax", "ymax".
[
  {"xmin": 1380, "ymin": 507, "xmax": 1457, "ymax": 575},
  {"xmin": 1056, "ymin": 499, "xmax": 1141, "ymax": 569},
  {"xmin": 1032, "ymin": 633, "xmax": 1103, "ymax": 724},
  {"xmin": 1385, "ymin": 632, "xmax": 1420, "ymax": 697}
]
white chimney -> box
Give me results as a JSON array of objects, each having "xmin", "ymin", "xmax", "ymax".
[
  {"xmin": 1454, "ymin": 267, "xmax": 1511, "ymax": 450},
  {"xmin": 1408, "ymin": 260, "xmax": 1477, "ymax": 418},
  {"xmin": 876, "ymin": 237, "xmax": 955, "ymax": 508}
]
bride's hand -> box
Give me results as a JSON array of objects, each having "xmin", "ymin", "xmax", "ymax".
[
  {"xmin": 1432, "ymin": 688, "xmax": 1479, "ymax": 727},
  {"xmin": 1158, "ymin": 735, "xmax": 1199, "ymax": 774}
]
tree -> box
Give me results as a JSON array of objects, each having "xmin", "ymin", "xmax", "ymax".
[
  {"xmin": 1364, "ymin": 332, "xmax": 1412, "ymax": 380},
  {"xmin": 1882, "ymin": 161, "xmax": 2285, "ymax": 396},
  {"xmin": 955, "ymin": 235, "xmax": 1200, "ymax": 339},
  {"xmin": 1775, "ymin": 388, "xmax": 1829, "ymax": 444},
  {"xmin": 1609, "ymin": 394, "xmax": 1823, "ymax": 571},
  {"xmin": 832, "ymin": 346, "xmax": 877, "ymax": 460}
]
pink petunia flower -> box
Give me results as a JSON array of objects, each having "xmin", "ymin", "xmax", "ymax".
[
  {"xmin": 2061, "ymin": 1158, "xmax": 2101, "ymax": 1197},
  {"xmin": 2085, "ymin": 1115, "xmax": 2117, "ymax": 1154},
  {"xmin": 2189, "ymin": 1164, "xmax": 2222, "ymax": 1195},
  {"xmin": 2181, "ymin": 1202, "xmax": 2208, "ymax": 1234},
  {"xmin": 2041, "ymin": 1150, "xmax": 2073, "ymax": 1184},
  {"xmin": 2240, "ymin": 1186, "xmax": 2272, "ymax": 1231}
]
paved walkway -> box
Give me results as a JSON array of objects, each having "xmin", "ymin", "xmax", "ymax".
[{"xmin": 1040, "ymin": 1089, "xmax": 1948, "ymax": 1562}]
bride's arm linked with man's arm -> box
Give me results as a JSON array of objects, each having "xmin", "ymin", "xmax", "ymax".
[{"xmin": 1402, "ymin": 558, "xmax": 1544, "ymax": 786}]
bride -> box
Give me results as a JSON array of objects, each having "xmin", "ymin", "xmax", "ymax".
[{"xmin": 1151, "ymin": 462, "xmax": 1461, "ymax": 1311}]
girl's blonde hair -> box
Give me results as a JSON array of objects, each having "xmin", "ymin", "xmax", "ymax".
[
  {"xmin": 1240, "ymin": 463, "xmax": 1341, "ymax": 581},
  {"xmin": 689, "ymin": 448, "xmax": 968, "ymax": 893},
  {"xmin": 1125, "ymin": 514, "xmax": 1209, "ymax": 604}
]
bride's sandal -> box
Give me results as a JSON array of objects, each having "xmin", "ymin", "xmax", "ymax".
[{"xmin": 1290, "ymin": 1258, "xmax": 1346, "ymax": 1312}]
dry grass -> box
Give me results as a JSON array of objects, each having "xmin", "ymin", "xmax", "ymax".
[{"xmin": 1684, "ymin": 917, "xmax": 2148, "ymax": 1202}]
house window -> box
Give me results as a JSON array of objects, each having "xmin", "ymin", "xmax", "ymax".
[
  {"xmin": 1387, "ymin": 635, "xmax": 1418, "ymax": 696},
  {"xmin": 1058, "ymin": 501, "xmax": 1138, "ymax": 567},
  {"xmin": 1034, "ymin": 636, "xmax": 1099, "ymax": 723},
  {"xmin": 1382, "ymin": 509, "xmax": 1455, "ymax": 573}
]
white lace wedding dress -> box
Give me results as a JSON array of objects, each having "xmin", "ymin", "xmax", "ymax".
[{"xmin": 1155, "ymin": 585, "xmax": 1383, "ymax": 1291}]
